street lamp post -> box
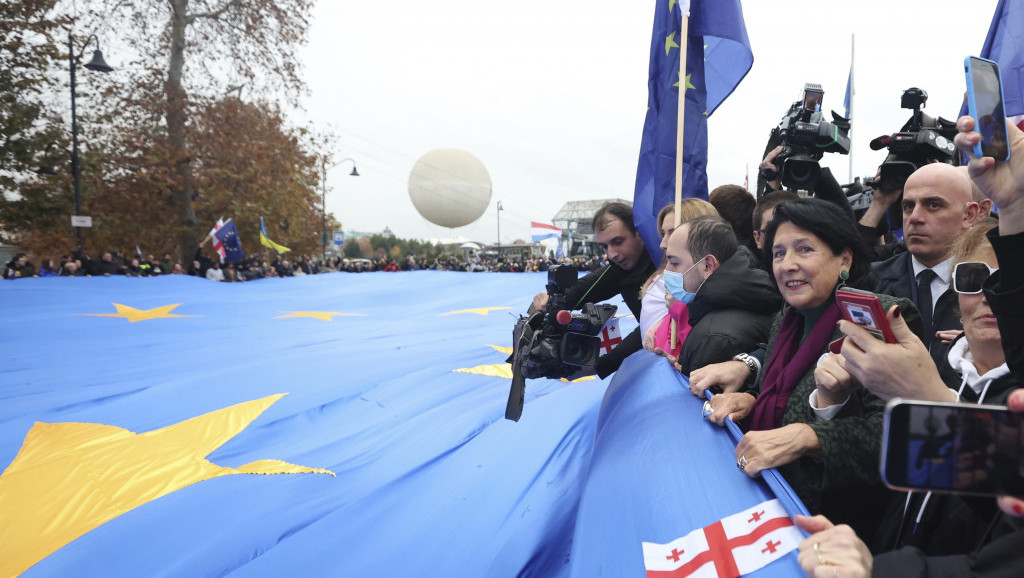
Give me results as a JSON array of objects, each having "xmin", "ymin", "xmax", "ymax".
[
  {"xmin": 496, "ymin": 201, "xmax": 503, "ymax": 248},
  {"xmin": 69, "ymin": 32, "xmax": 113, "ymax": 253},
  {"xmin": 321, "ymin": 157, "xmax": 359, "ymax": 262}
]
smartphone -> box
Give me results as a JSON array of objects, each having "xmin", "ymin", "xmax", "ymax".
[
  {"xmin": 882, "ymin": 399, "xmax": 1024, "ymax": 498},
  {"xmin": 835, "ymin": 287, "xmax": 897, "ymax": 343},
  {"xmin": 965, "ymin": 56, "xmax": 1011, "ymax": 162}
]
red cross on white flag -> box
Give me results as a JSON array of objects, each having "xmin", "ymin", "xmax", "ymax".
[
  {"xmin": 641, "ymin": 499, "xmax": 802, "ymax": 578},
  {"xmin": 599, "ymin": 319, "xmax": 622, "ymax": 356}
]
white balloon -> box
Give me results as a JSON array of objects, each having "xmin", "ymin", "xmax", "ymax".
[{"xmin": 408, "ymin": 149, "xmax": 492, "ymax": 228}]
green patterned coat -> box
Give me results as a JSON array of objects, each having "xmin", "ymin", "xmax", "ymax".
[{"xmin": 756, "ymin": 293, "xmax": 923, "ymax": 532}]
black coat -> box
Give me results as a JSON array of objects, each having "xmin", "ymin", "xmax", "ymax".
[
  {"xmin": 872, "ymin": 251, "xmax": 961, "ymax": 367},
  {"xmin": 564, "ymin": 250, "xmax": 656, "ymax": 379},
  {"xmin": 676, "ymin": 250, "xmax": 782, "ymax": 374}
]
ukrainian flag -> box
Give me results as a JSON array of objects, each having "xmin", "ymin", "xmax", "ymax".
[{"xmin": 259, "ymin": 217, "xmax": 291, "ymax": 254}]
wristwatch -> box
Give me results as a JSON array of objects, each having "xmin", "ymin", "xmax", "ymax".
[{"xmin": 732, "ymin": 353, "xmax": 758, "ymax": 377}]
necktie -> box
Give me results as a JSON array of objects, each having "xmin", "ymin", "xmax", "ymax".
[{"xmin": 917, "ymin": 268, "xmax": 937, "ymax": 346}]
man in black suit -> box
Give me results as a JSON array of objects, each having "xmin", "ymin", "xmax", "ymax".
[{"xmin": 872, "ymin": 163, "xmax": 981, "ymax": 365}]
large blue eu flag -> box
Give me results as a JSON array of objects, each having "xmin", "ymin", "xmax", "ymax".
[
  {"xmin": 633, "ymin": 0, "xmax": 753, "ymax": 262},
  {"xmin": 213, "ymin": 219, "xmax": 245, "ymax": 263}
]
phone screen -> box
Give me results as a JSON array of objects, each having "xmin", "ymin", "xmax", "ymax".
[
  {"xmin": 882, "ymin": 400, "xmax": 1024, "ymax": 498},
  {"xmin": 967, "ymin": 57, "xmax": 1010, "ymax": 161}
]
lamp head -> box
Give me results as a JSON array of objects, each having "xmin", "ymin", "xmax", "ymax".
[{"xmin": 84, "ymin": 49, "xmax": 113, "ymax": 73}]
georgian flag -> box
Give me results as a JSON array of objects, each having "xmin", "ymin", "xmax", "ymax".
[
  {"xmin": 642, "ymin": 499, "xmax": 802, "ymax": 578},
  {"xmin": 598, "ymin": 319, "xmax": 622, "ymax": 356},
  {"xmin": 209, "ymin": 218, "xmax": 226, "ymax": 262}
]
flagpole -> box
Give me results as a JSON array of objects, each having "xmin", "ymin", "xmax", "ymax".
[{"xmin": 671, "ymin": 1, "xmax": 691, "ymax": 351}]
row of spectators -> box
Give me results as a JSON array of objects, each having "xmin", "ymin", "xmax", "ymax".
[{"xmin": 4, "ymin": 250, "xmax": 607, "ymax": 281}]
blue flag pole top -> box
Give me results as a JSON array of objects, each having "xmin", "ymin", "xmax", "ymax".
[{"xmin": 633, "ymin": 0, "xmax": 753, "ymax": 264}]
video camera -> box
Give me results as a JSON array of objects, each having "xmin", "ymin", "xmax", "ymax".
[
  {"xmin": 761, "ymin": 83, "xmax": 852, "ymax": 191},
  {"xmin": 504, "ymin": 265, "xmax": 616, "ymax": 421},
  {"xmin": 869, "ymin": 88, "xmax": 960, "ymax": 192}
]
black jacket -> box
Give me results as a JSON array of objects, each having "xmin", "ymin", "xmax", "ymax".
[
  {"xmin": 872, "ymin": 251, "xmax": 961, "ymax": 367},
  {"xmin": 676, "ymin": 250, "xmax": 782, "ymax": 374},
  {"xmin": 564, "ymin": 250, "xmax": 656, "ymax": 378}
]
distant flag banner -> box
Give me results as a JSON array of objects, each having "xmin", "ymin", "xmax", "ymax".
[
  {"xmin": 960, "ymin": 0, "xmax": 1024, "ymax": 118},
  {"xmin": 633, "ymin": 0, "xmax": 753, "ymax": 263},
  {"xmin": 260, "ymin": 217, "xmax": 291, "ymax": 254},
  {"xmin": 213, "ymin": 219, "xmax": 244, "ymax": 263},
  {"xmin": 209, "ymin": 218, "xmax": 226, "ymax": 262},
  {"xmin": 642, "ymin": 499, "xmax": 802, "ymax": 577},
  {"xmin": 531, "ymin": 222, "xmax": 562, "ymax": 243},
  {"xmin": 598, "ymin": 319, "xmax": 622, "ymax": 356}
]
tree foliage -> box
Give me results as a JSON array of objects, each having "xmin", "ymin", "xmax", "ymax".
[
  {"xmin": 0, "ymin": 0, "xmax": 328, "ymax": 263},
  {"xmin": 0, "ymin": 1, "xmax": 68, "ymax": 237}
]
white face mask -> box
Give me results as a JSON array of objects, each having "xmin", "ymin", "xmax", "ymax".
[{"xmin": 663, "ymin": 256, "xmax": 708, "ymax": 303}]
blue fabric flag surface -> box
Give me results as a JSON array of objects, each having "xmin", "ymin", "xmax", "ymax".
[
  {"xmin": 0, "ymin": 273, "xmax": 803, "ymax": 577},
  {"xmin": 961, "ymin": 0, "xmax": 1024, "ymax": 119},
  {"xmin": 633, "ymin": 0, "xmax": 753, "ymax": 263},
  {"xmin": 213, "ymin": 219, "xmax": 245, "ymax": 263},
  {"xmin": 569, "ymin": 354, "xmax": 805, "ymax": 577}
]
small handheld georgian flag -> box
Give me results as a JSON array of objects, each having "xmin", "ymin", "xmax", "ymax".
[
  {"xmin": 642, "ymin": 499, "xmax": 802, "ymax": 578},
  {"xmin": 598, "ymin": 319, "xmax": 622, "ymax": 356}
]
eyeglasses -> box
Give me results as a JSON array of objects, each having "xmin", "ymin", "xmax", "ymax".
[{"xmin": 952, "ymin": 261, "xmax": 998, "ymax": 294}]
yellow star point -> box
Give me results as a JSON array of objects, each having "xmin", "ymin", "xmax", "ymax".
[
  {"xmin": 0, "ymin": 394, "xmax": 334, "ymax": 577},
  {"xmin": 274, "ymin": 311, "xmax": 366, "ymax": 321},
  {"xmin": 438, "ymin": 307, "xmax": 512, "ymax": 317},
  {"xmin": 79, "ymin": 303, "xmax": 198, "ymax": 323},
  {"xmin": 488, "ymin": 344, "xmax": 514, "ymax": 355},
  {"xmin": 453, "ymin": 363, "xmax": 513, "ymax": 379},
  {"xmin": 665, "ymin": 32, "xmax": 679, "ymax": 56},
  {"xmin": 669, "ymin": 0, "xmax": 677, "ymax": 11}
]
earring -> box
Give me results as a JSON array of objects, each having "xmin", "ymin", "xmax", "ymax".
[{"xmin": 839, "ymin": 270, "xmax": 849, "ymax": 282}]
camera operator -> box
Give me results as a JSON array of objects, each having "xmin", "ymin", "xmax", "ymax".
[
  {"xmin": 531, "ymin": 201, "xmax": 655, "ymax": 378},
  {"xmin": 759, "ymin": 145, "xmax": 855, "ymax": 220}
]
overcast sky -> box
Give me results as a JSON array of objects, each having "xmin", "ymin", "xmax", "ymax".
[{"xmin": 295, "ymin": 0, "xmax": 1000, "ymax": 244}]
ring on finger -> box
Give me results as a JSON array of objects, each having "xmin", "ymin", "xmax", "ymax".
[
  {"xmin": 702, "ymin": 401, "xmax": 713, "ymax": 419},
  {"xmin": 738, "ymin": 455, "xmax": 748, "ymax": 470},
  {"xmin": 814, "ymin": 542, "xmax": 830, "ymax": 566}
]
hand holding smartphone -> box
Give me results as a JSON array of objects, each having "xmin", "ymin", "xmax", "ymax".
[
  {"xmin": 882, "ymin": 399, "xmax": 1024, "ymax": 499},
  {"xmin": 965, "ymin": 56, "xmax": 1011, "ymax": 162},
  {"xmin": 833, "ymin": 288, "xmax": 898, "ymax": 351}
]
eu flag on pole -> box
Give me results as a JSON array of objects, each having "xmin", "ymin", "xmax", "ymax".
[
  {"xmin": 633, "ymin": 0, "xmax": 753, "ymax": 263},
  {"xmin": 213, "ymin": 219, "xmax": 245, "ymax": 263},
  {"xmin": 960, "ymin": 0, "xmax": 1024, "ymax": 118}
]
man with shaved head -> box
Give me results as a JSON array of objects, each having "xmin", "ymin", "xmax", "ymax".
[{"xmin": 872, "ymin": 163, "xmax": 981, "ymax": 364}]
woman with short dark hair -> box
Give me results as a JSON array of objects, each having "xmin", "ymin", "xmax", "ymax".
[{"xmin": 706, "ymin": 198, "xmax": 923, "ymax": 543}]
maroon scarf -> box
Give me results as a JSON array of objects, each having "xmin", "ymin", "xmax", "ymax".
[{"xmin": 746, "ymin": 301, "xmax": 841, "ymax": 432}]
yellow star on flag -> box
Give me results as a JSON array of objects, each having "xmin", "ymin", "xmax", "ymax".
[
  {"xmin": 274, "ymin": 311, "xmax": 367, "ymax": 321},
  {"xmin": 0, "ymin": 394, "xmax": 333, "ymax": 577},
  {"xmin": 665, "ymin": 32, "xmax": 679, "ymax": 56},
  {"xmin": 438, "ymin": 307, "xmax": 512, "ymax": 317},
  {"xmin": 669, "ymin": 0, "xmax": 677, "ymax": 11},
  {"xmin": 673, "ymin": 73, "xmax": 696, "ymax": 90},
  {"xmin": 79, "ymin": 303, "xmax": 198, "ymax": 323}
]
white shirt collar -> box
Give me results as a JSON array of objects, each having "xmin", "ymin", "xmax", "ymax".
[{"xmin": 910, "ymin": 255, "xmax": 953, "ymax": 289}]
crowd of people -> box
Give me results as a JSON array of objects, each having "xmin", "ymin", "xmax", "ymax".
[
  {"xmin": 3, "ymin": 249, "xmax": 607, "ymax": 281},
  {"xmin": 535, "ymin": 114, "xmax": 1024, "ymax": 576}
]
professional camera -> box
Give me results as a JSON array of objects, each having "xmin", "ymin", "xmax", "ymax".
[
  {"xmin": 761, "ymin": 83, "xmax": 852, "ymax": 191},
  {"xmin": 869, "ymin": 88, "xmax": 960, "ymax": 192},
  {"xmin": 504, "ymin": 265, "xmax": 617, "ymax": 421}
]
